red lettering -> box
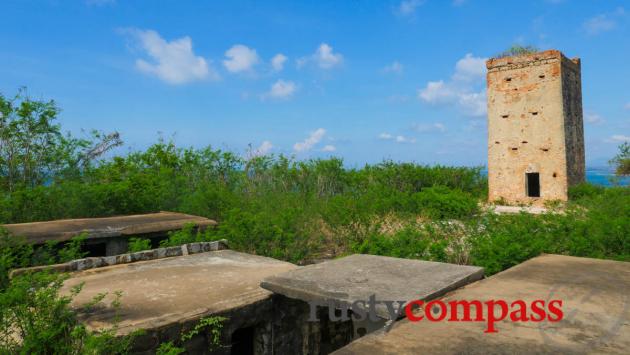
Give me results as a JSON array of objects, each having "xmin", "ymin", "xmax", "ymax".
[
  {"xmin": 484, "ymin": 300, "xmax": 508, "ymax": 333},
  {"xmin": 530, "ymin": 300, "xmax": 546, "ymax": 322},
  {"xmin": 448, "ymin": 300, "xmax": 484, "ymax": 321},
  {"xmin": 547, "ymin": 300, "xmax": 563, "ymax": 322},
  {"xmin": 509, "ymin": 300, "xmax": 529, "ymax": 321},
  {"xmin": 425, "ymin": 300, "xmax": 447, "ymax": 321},
  {"xmin": 405, "ymin": 300, "xmax": 424, "ymax": 321}
]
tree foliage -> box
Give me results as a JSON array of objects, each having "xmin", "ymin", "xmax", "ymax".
[
  {"xmin": 0, "ymin": 272, "xmax": 136, "ymax": 354},
  {"xmin": 0, "ymin": 88, "xmax": 121, "ymax": 192},
  {"xmin": 610, "ymin": 142, "xmax": 630, "ymax": 176}
]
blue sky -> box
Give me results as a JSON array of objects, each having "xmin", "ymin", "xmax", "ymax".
[{"xmin": 1, "ymin": 0, "xmax": 629, "ymax": 167}]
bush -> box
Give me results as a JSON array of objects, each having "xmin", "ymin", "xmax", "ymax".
[
  {"xmin": 0, "ymin": 272, "xmax": 135, "ymax": 354},
  {"xmin": 412, "ymin": 186, "xmax": 478, "ymax": 219},
  {"xmin": 0, "ymin": 230, "xmax": 87, "ymax": 290},
  {"xmin": 568, "ymin": 182, "xmax": 604, "ymax": 200},
  {"xmin": 127, "ymin": 238, "xmax": 152, "ymax": 253}
]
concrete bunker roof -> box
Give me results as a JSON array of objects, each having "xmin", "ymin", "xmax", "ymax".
[
  {"xmin": 334, "ymin": 254, "xmax": 630, "ymax": 354},
  {"xmin": 261, "ymin": 254, "xmax": 484, "ymax": 320},
  {"xmin": 61, "ymin": 249, "xmax": 296, "ymax": 335},
  {"xmin": 2, "ymin": 211, "xmax": 217, "ymax": 244}
]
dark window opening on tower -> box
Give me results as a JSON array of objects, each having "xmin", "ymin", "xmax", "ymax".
[{"xmin": 526, "ymin": 173, "xmax": 540, "ymax": 198}]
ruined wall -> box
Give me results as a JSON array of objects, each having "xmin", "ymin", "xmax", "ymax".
[
  {"xmin": 128, "ymin": 293, "xmax": 355, "ymax": 355},
  {"xmin": 486, "ymin": 50, "xmax": 584, "ymax": 204},
  {"xmin": 561, "ymin": 57, "xmax": 586, "ymax": 186}
]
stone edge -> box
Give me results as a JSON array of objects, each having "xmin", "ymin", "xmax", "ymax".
[{"xmin": 8, "ymin": 239, "xmax": 229, "ymax": 278}]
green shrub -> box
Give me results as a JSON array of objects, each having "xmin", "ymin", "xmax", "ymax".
[
  {"xmin": 159, "ymin": 223, "xmax": 216, "ymax": 248},
  {"xmin": 412, "ymin": 186, "xmax": 478, "ymax": 219},
  {"xmin": 127, "ymin": 238, "xmax": 152, "ymax": 253},
  {"xmin": 0, "ymin": 272, "xmax": 135, "ymax": 354},
  {"xmin": 568, "ymin": 182, "xmax": 605, "ymax": 200},
  {"xmin": 58, "ymin": 234, "xmax": 88, "ymax": 263}
]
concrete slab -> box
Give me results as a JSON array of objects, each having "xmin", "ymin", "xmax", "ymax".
[
  {"xmin": 490, "ymin": 205, "xmax": 550, "ymax": 215},
  {"xmin": 2, "ymin": 211, "xmax": 217, "ymax": 244},
  {"xmin": 260, "ymin": 254, "xmax": 484, "ymax": 320},
  {"xmin": 61, "ymin": 250, "xmax": 296, "ymax": 335},
  {"xmin": 334, "ymin": 254, "xmax": 630, "ymax": 355}
]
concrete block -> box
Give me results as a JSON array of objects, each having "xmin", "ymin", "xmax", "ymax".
[
  {"xmin": 334, "ymin": 255, "xmax": 630, "ymax": 354},
  {"xmin": 116, "ymin": 254, "xmax": 131, "ymax": 264},
  {"xmin": 165, "ymin": 246, "xmax": 181, "ymax": 257},
  {"xmin": 261, "ymin": 254, "xmax": 484, "ymax": 320}
]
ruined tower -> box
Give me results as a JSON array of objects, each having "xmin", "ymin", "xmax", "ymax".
[{"xmin": 486, "ymin": 50, "xmax": 585, "ymax": 204}]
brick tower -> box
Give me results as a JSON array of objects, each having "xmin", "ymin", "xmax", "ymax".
[{"xmin": 486, "ymin": 50, "xmax": 585, "ymax": 204}]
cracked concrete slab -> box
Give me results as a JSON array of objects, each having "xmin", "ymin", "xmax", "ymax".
[
  {"xmin": 61, "ymin": 250, "xmax": 296, "ymax": 335},
  {"xmin": 334, "ymin": 254, "xmax": 630, "ymax": 355},
  {"xmin": 260, "ymin": 254, "xmax": 484, "ymax": 320},
  {"xmin": 2, "ymin": 211, "xmax": 217, "ymax": 244}
]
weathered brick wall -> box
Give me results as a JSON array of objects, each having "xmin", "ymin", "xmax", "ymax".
[
  {"xmin": 486, "ymin": 50, "xmax": 584, "ymax": 205},
  {"xmin": 271, "ymin": 295, "xmax": 355, "ymax": 355},
  {"xmin": 561, "ymin": 57, "xmax": 586, "ymax": 187},
  {"xmin": 130, "ymin": 295, "xmax": 355, "ymax": 355}
]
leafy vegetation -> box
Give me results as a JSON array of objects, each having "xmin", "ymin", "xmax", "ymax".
[
  {"xmin": 0, "ymin": 271, "xmax": 137, "ymax": 354},
  {"xmin": 155, "ymin": 316, "xmax": 227, "ymax": 355},
  {"xmin": 610, "ymin": 142, "xmax": 630, "ymax": 176},
  {"xmin": 127, "ymin": 237, "xmax": 152, "ymax": 253},
  {"xmin": 0, "ymin": 89, "xmax": 628, "ymax": 351},
  {"xmin": 497, "ymin": 45, "xmax": 539, "ymax": 58}
]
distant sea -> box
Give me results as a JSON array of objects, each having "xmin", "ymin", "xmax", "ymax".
[
  {"xmin": 585, "ymin": 168, "xmax": 630, "ymax": 187},
  {"xmin": 480, "ymin": 168, "xmax": 629, "ymax": 187}
]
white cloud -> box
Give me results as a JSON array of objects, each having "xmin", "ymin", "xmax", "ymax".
[
  {"xmin": 585, "ymin": 112, "xmax": 605, "ymax": 124},
  {"xmin": 412, "ymin": 122, "xmax": 447, "ymax": 133},
  {"xmin": 294, "ymin": 128, "xmax": 326, "ymax": 152},
  {"xmin": 314, "ymin": 43, "xmax": 343, "ymax": 69},
  {"xmin": 458, "ymin": 92, "xmax": 488, "ymax": 117},
  {"xmin": 223, "ymin": 45, "xmax": 259, "ymax": 73},
  {"xmin": 322, "ymin": 145, "xmax": 337, "ymax": 152},
  {"xmin": 383, "ymin": 61, "xmax": 403, "ymax": 74},
  {"xmin": 298, "ymin": 43, "xmax": 343, "ymax": 69},
  {"xmin": 128, "ymin": 29, "xmax": 216, "ymax": 85},
  {"xmin": 379, "ymin": 132, "xmax": 416, "ymax": 143},
  {"xmin": 271, "ymin": 53, "xmax": 288, "ymax": 72},
  {"xmin": 395, "ymin": 135, "xmax": 416, "ymax": 143},
  {"xmin": 453, "ymin": 0, "xmax": 466, "ymax": 6},
  {"xmin": 610, "ymin": 135, "xmax": 630, "ymax": 142},
  {"xmin": 263, "ymin": 79, "xmax": 297, "ymax": 100},
  {"xmin": 453, "ymin": 54, "xmax": 487, "ymax": 82},
  {"xmin": 379, "ymin": 133, "xmax": 393, "ymax": 140},
  {"xmin": 418, "ymin": 80, "xmax": 453, "ymax": 103},
  {"xmin": 251, "ymin": 140, "xmax": 273, "ymax": 157},
  {"xmin": 418, "ymin": 53, "xmax": 488, "ymax": 117},
  {"xmin": 583, "ymin": 8, "xmax": 625, "ymax": 35},
  {"xmin": 397, "ymin": 0, "xmax": 424, "ymax": 16}
]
